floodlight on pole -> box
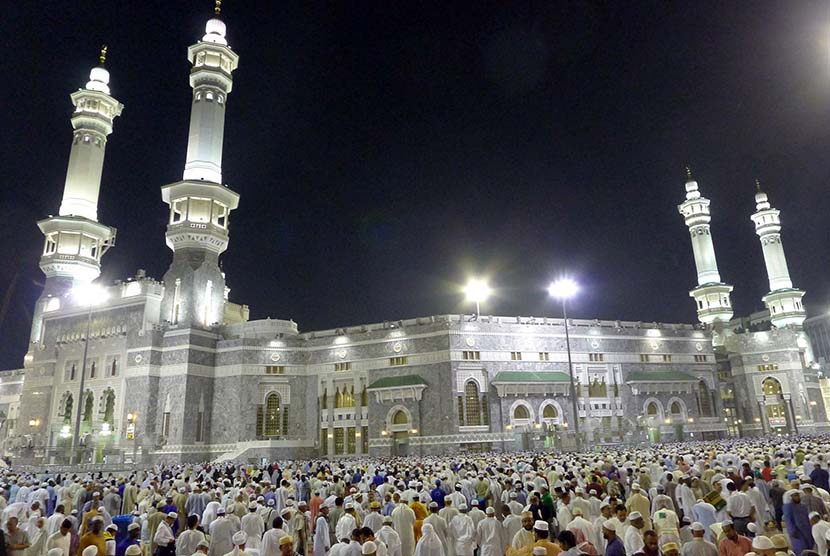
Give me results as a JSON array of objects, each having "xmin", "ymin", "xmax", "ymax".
[
  {"xmin": 69, "ymin": 283, "xmax": 109, "ymax": 465},
  {"xmin": 548, "ymin": 277, "xmax": 581, "ymax": 451},
  {"xmin": 464, "ymin": 278, "xmax": 491, "ymax": 319}
]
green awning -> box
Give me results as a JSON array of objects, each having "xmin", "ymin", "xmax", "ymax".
[
  {"xmin": 368, "ymin": 375, "xmax": 428, "ymax": 389},
  {"xmin": 627, "ymin": 370, "xmax": 698, "ymax": 382},
  {"xmin": 492, "ymin": 371, "xmax": 571, "ymax": 383}
]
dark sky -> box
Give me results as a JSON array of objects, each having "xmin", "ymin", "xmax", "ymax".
[{"xmin": 3, "ymin": 1, "xmax": 830, "ymax": 370}]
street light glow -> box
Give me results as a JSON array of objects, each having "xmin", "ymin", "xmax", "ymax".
[
  {"xmin": 72, "ymin": 284, "xmax": 110, "ymax": 307},
  {"xmin": 464, "ymin": 278, "xmax": 491, "ymax": 304},
  {"xmin": 548, "ymin": 278, "xmax": 578, "ymax": 299}
]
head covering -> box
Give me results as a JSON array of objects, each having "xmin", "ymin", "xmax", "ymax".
[
  {"xmin": 125, "ymin": 547, "xmax": 142, "ymax": 556},
  {"xmin": 280, "ymin": 537, "xmax": 294, "ymax": 547},
  {"xmin": 603, "ymin": 521, "xmax": 617, "ymax": 532},
  {"xmin": 533, "ymin": 520, "xmax": 549, "ymax": 531},
  {"xmin": 770, "ymin": 535, "xmax": 789, "ymax": 550},
  {"xmin": 661, "ymin": 543, "xmax": 680, "ymax": 553},
  {"xmin": 83, "ymin": 548, "xmax": 98, "ymax": 556},
  {"xmin": 48, "ymin": 550, "xmax": 64, "ymax": 556},
  {"xmin": 532, "ymin": 549, "xmax": 547, "ymax": 556},
  {"xmin": 197, "ymin": 541, "xmax": 210, "ymax": 549},
  {"xmin": 753, "ymin": 537, "xmax": 774, "ymax": 551},
  {"xmin": 690, "ymin": 522, "xmax": 705, "ymax": 532},
  {"xmin": 629, "ymin": 511, "xmax": 642, "ymax": 520},
  {"xmin": 383, "ymin": 516, "xmax": 393, "ymax": 525},
  {"xmin": 166, "ymin": 512, "xmax": 178, "ymax": 519},
  {"xmin": 232, "ymin": 532, "xmax": 248, "ymax": 546}
]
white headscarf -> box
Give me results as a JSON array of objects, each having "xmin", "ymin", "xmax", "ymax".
[{"xmin": 414, "ymin": 524, "xmax": 444, "ymax": 556}]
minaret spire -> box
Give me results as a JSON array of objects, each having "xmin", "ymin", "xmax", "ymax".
[
  {"xmin": 159, "ymin": 7, "xmax": 240, "ymax": 328},
  {"xmin": 750, "ymin": 181, "xmax": 806, "ymax": 327},
  {"xmin": 99, "ymin": 44, "xmax": 107, "ymax": 66},
  {"xmin": 31, "ymin": 50, "xmax": 123, "ymax": 343},
  {"xmin": 677, "ymin": 168, "xmax": 734, "ymax": 343}
]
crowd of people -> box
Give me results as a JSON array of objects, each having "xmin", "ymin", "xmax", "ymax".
[{"xmin": 0, "ymin": 436, "xmax": 829, "ymax": 556}]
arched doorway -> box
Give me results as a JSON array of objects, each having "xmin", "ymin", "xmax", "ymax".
[
  {"xmin": 388, "ymin": 408, "xmax": 411, "ymax": 456},
  {"xmin": 762, "ymin": 377, "xmax": 789, "ymax": 432},
  {"xmin": 643, "ymin": 400, "xmax": 662, "ymax": 443}
]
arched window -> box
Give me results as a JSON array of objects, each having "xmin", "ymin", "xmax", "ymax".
[
  {"xmin": 361, "ymin": 386, "xmax": 368, "ymax": 407},
  {"xmin": 513, "ymin": 405, "xmax": 530, "ymax": 420},
  {"xmin": 264, "ymin": 393, "xmax": 281, "ymax": 437},
  {"xmin": 543, "ymin": 405, "xmax": 558, "ymax": 419},
  {"xmin": 670, "ymin": 401, "xmax": 682, "ymax": 416},
  {"xmin": 646, "ymin": 402, "xmax": 658, "ymax": 416},
  {"xmin": 321, "ymin": 388, "xmax": 327, "ymax": 410},
  {"xmin": 392, "ymin": 410, "xmax": 409, "ymax": 425},
  {"xmin": 464, "ymin": 381, "xmax": 482, "ymax": 426},
  {"xmin": 103, "ymin": 390, "xmax": 115, "ymax": 425},
  {"xmin": 335, "ymin": 387, "xmax": 343, "ymax": 408},
  {"xmin": 763, "ymin": 377, "xmax": 782, "ymax": 396}
]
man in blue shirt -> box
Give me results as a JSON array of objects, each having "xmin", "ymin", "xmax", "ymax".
[
  {"xmin": 603, "ymin": 520, "xmax": 626, "ymax": 556},
  {"xmin": 430, "ymin": 481, "xmax": 445, "ymax": 508},
  {"xmin": 115, "ymin": 523, "xmax": 140, "ymax": 556}
]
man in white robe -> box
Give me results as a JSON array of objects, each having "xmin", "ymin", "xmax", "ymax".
[
  {"xmin": 210, "ymin": 510, "xmax": 237, "ymax": 556},
  {"xmin": 377, "ymin": 518, "xmax": 402, "ymax": 556},
  {"xmin": 448, "ymin": 506, "xmax": 475, "ymax": 556},
  {"xmin": 313, "ymin": 506, "xmax": 331, "ymax": 556},
  {"xmin": 392, "ymin": 501, "xmax": 416, "ymax": 556},
  {"xmin": 423, "ymin": 504, "xmax": 449, "ymax": 556},
  {"xmin": 241, "ymin": 503, "xmax": 264, "ymax": 551},
  {"xmin": 510, "ymin": 513, "xmax": 534, "ymax": 551},
  {"xmin": 414, "ymin": 524, "xmax": 444, "ymax": 556},
  {"xmin": 475, "ymin": 508, "xmax": 503, "ymax": 556},
  {"xmin": 262, "ymin": 516, "xmax": 289, "ymax": 556}
]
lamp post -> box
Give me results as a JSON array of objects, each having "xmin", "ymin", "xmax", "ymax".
[
  {"xmin": 70, "ymin": 284, "xmax": 109, "ymax": 465},
  {"xmin": 548, "ymin": 278, "xmax": 581, "ymax": 451},
  {"xmin": 464, "ymin": 278, "xmax": 491, "ymax": 320}
]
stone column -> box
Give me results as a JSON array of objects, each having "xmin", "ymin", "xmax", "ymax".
[
  {"xmin": 757, "ymin": 398, "xmax": 770, "ymax": 435},
  {"xmin": 784, "ymin": 394, "xmax": 799, "ymax": 434}
]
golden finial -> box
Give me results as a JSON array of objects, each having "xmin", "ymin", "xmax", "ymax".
[
  {"xmin": 755, "ymin": 178, "xmax": 761, "ymax": 192},
  {"xmin": 215, "ymin": 0, "xmax": 221, "ymax": 15},
  {"xmin": 99, "ymin": 44, "xmax": 108, "ymax": 66},
  {"xmin": 685, "ymin": 165, "xmax": 692, "ymax": 181}
]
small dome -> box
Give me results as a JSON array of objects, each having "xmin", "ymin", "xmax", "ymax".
[
  {"xmin": 85, "ymin": 66, "xmax": 111, "ymax": 94},
  {"xmin": 203, "ymin": 18, "xmax": 228, "ymax": 45},
  {"xmin": 684, "ymin": 180, "xmax": 700, "ymax": 200}
]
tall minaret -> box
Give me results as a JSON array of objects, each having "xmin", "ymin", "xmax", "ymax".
[
  {"xmin": 750, "ymin": 180, "xmax": 806, "ymax": 327},
  {"xmin": 677, "ymin": 168, "xmax": 734, "ymax": 341},
  {"xmin": 31, "ymin": 47, "xmax": 122, "ymax": 344},
  {"xmin": 160, "ymin": 1, "xmax": 240, "ymax": 328}
]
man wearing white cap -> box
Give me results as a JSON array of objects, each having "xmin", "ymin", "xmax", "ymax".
[
  {"xmin": 154, "ymin": 513, "xmax": 177, "ymax": 556},
  {"xmin": 681, "ymin": 523, "xmax": 716, "ymax": 556},
  {"xmin": 191, "ymin": 540, "xmax": 210, "ymax": 556},
  {"xmin": 476, "ymin": 507, "xmax": 503, "ymax": 556},
  {"xmin": 313, "ymin": 504, "xmax": 331, "ymax": 556},
  {"xmin": 602, "ymin": 521, "xmax": 624, "ymax": 556},
  {"xmin": 623, "ymin": 512, "xmax": 645, "ymax": 556},
  {"xmin": 810, "ymin": 512, "xmax": 830, "ymax": 556},
  {"xmin": 225, "ymin": 532, "xmax": 248, "ymax": 556},
  {"xmin": 449, "ymin": 506, "xmax": 475, "ymax": 556},
  {"xmin": 377, "ymin": 517, "xmax": 401, "ymax": 556},
  {"xmin": 424, "ymin": 503, "xmax": 449, "ymax": 556},
  {"xmin": 392, "ymin": 498, "xmax": 416, "ymax": 556},
  {"xmin": 625, "ymin": 486, "xmax": 651, "ymax": 530},
  {"xmin": 336, "ymin": 504, "xmax": 358, "ymax": 546},
  {"xmin": 209, "ymin": 509, "xmax": 236, "ymax": 556},
  {"xmin": 565, "ymin": 508, "xmax": 594, "ymax": 555},
  {"xmin": 241, "ymin": 503, "xmax": 264, "ymax": 551}
]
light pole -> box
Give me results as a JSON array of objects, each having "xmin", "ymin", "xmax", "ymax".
[
  {"xmin": 548, "ymin": 278, "xmax": 581, "ymax": 451},
  {"xmin": 126, "ymin": 412, "xmax": 138, "ymax": 463},
  {"xmin": 464, "ymin": 278, "xmax": 491, "ymax": 320},
  {"xmin": 70, "ymin": 284, "xmax": 108, "ymax": 465}
]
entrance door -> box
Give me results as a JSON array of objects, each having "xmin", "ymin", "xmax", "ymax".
[{"xmin": 393, "ymin": 431, "xmax": 409, "ymax": 456}]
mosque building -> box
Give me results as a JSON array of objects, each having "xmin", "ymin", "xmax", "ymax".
[{"xmin": 0, "ymin": 9, "xmax": 826, "ymax": 464}]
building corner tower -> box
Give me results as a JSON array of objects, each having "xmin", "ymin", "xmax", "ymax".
[
  {"xmin": 677, "ymin": 168, "xmax": 733, "ymax": 345},
  {"xmin": 31, "ymin": 47, "xmax": 122, "ymax": 348},
  {"xmin": 160, "ymin": 3, "xmax": 240, "ymax": 328},
  {"xmin": 750, "ymin": 181, "xmax": 806, "ymax": 328}
]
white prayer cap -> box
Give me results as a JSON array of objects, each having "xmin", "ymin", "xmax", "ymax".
[
  {"xmin": 575, "ymin": 487, "xmax": 584, "ymax": 494},
  {"xmin": 48, "ymin": 550, "xmax": 64, "ymax": 556},
  {"xmin": 753, "ymin": 537, "xmax": 774, "ymax": 551},
  {"xmin": 93, "ymin": 492, "xmax": 101, "ymax": 497},
  {"xmin": 629, "ymin": 511, "xmax": 642, "ymax": 520},
  {"xmin": 485, "ymin": 507, "xmax": 495, "ymax": 515},
  {"xmin": 248, "ymin": 502, "xmax": 258, "ymax": 510},
  {"xmin": 533, "ymin": 520, "xmax": 549, "ymax": 531},
  {"xmin": 267, "ymin": 499, "xmax": 275, "ymax": 506},
  {"xmin": 166, "ymin": 512, "xmax": 178, "ymax": 519},
  {"xmin": 458, "ymin": 504, "xmax": 468, "ymax": 511},
  {"xmin": 83, "ymin": 547, "xmax": 98, "ymax": 556},
  {"xmin": 98, "ymin": 506, "xmax": 106, "ymax": 512},
  {"xmin": 106, "ymin": 524, "xmax": 118, "ymax": 532},
  {"xmin": 509, "ymin": 492, "xmax": 517, "ymax": 499},
  {"xmin": 810, "ymin": 512, "xmax": 821, "ymax": 520},
  {"xmin": 533, "ymin": 549, "xmax": 547, "ymax": 556},
  {"xmin": 362, "ymin": 542, "xmax": 377, "ymax": 555},
  {"xmin": 444, "ymin": 496, "xmax": 452, "ymax": 502},
  {"xmin": 345, "ymin": 502, "xmax": 354, "ymax": 509},
  {"xmin": 471, "ymin": 500, "xmax": 478, "ymax": 506},
  {"xmin": 602, "ymin": 521, "xmax": 617, "ymax": 532},
  {"xmin": 600, "ymin": 500, "xmax": 610, "ymax": 509},
  {"xmin": 383, "ymin": 516, "xmax": 393, "ymax": 524},
  {"xmin": 690, "ymin": 522, "xmax": 705, "ymax": 532},
  {"xmin": 216, "ymin": 508, "xmax": 226, "ymax": 515},
  {"xmin": 631, "ymin": 483, "xmax": 640, "ymax": 490},
  {"xmin": 280, "ymin": 508, "xmax": 292, "ymax": 516},
  {"xmin": 721, "ymin": 519, "xmax": 734, "ymax": 527},
  {"xmin": 128, "ymin": 523, "xmax": 141, "ymax": 532},
  {"xmin": 232, "ymin": 531, "xmax": 248, "ymax": 546},
  {"xmin": 197, "ymin": 541, "xmax": 210, "ymax": 549},
  {"xmin": 125, "ymin": 547, "xmax": 142, "ymax": 556}
]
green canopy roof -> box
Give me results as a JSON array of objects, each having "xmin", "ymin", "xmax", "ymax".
[
  {"xmin": 627, "ymin": 370, "xmax": 698, "ymax": 382},
  {"xmin": 492, "ymin": 371, "xmax": 571, "ymax": 383},
  {"xmin": 368, "ymin": 375, "xmax": 428, "ymax": 389}
]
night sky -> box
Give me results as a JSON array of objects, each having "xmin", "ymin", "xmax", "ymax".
[{"xmin": 3, "ymin": 1, "xmax": 830, "ymax": 369}]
